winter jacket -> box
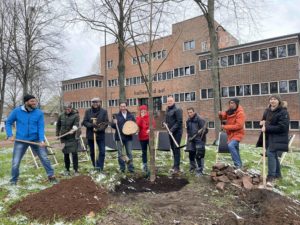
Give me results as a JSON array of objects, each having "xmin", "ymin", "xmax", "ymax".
[
  {"xmin": 5, "ymin": 105, "xmax": 45, "ymax": 142},
  {"xmin": 111, "ymin": 111, "xmax": 136, "ymax": 141},
  {"xmin": 186, "ymin": 114, "xmax": 208, "ymax": 143},
  {"xmin": 82, "ymin": 107, "xmax": 108, "ymax": 140},
  {"xmin": 165, "ymin": 104, "xmax": 183, "ymax": 134},
  {"xmin": 220, "ymin": 105, "xmax": 246, "ymax": 142},
  {"xmin": 256, "ymin": 106, "xmax": 289, "ymax": 152},
  {"xmin": 136, "ymin": 113, "xmax": 156, "ymax": 141},
  {"xmin": 56, "ymin": 110, "xmax": 80, "ymax": 154}
]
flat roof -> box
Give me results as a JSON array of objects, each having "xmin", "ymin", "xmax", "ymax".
[
  {"xmin": 62, "ymin": 74, "xmax": 103, "ymax": 83},
  {"xmin": 197, "ymin": 33, "xmax": 300, "ymax": 56}
]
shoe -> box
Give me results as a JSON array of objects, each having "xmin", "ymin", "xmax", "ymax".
[
  {"xmin": 171, "ymin": 168, "xmax": 180, "ymax": 175},
  {"xmin": 48, "ymin": 176, "xmax": 58, "ymax": 184},
  {"xmin": 10, "ymin": 181, "xmax": 17, "ymax": 186},
  {"xmin": 74, "ymin": 172, "xmax": 80, "ymax": 176},
  {"xmin": 196, "ymin": 172, "xmax": 204, "ymax": 177},
  {"xmin": 64, "ymin": 171, "xmax": 71, "ymax": 176},
  {"xmin": 266, "ymin": 176, "xmax": 275, "ymax": 187}
]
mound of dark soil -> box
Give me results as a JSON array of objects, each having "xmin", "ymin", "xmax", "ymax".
[
  {"xmin": 10, "ymin": 175, "xmax": 109, "ymax": 222},
  {"xmin": 114, "ymin": 175, "xmax": 189, "ymax": 194},
  {"xmin": 218, "ymin": 189, "xmax": 300, "ymax": 225}
]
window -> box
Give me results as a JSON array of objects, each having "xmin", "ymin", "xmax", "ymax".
[
  {"xmin": 243, "ymin": 52, "xmax": 250, "ymax": 63},
  {"xmin": 261, "ymin": 83, "xmax": 269, "ymax": 95},
  {"xmin": 290, "ymin": 121, "xmax": 299, "ymax": 130},
  {"xmin": 201, "ymin": 89, "xmax": 207, "ymax": 99},
  {"xmin": 157, "ymin": 51, "xmax": 162, "ymax": 59},
  {"xmin": 252, "ymin": 84, "xmax": 260, "ymax": 95},
  {"xmin": 174, "ymin": 94, "xmax": 179, "ymax": 102},
  {"xmin": 222, "ymin": 87, "xmax": 228, "ymax": 97},
  {"xmin": 132, "ymin": 57, "xmax": 137, "ymax": 64},
  {"xmin": 167, "ymin": 71, "xmax": 173, "ymax": 79},
  {"xmin": 141, "ymin": 55, "xmax": 146, "ymax": 63},
  {"xmin": 174, "ymin": 69, "xmax": 179, "ymax": 78},
  {"xmin": 269, "ymin": 47, "xmax": 277, "ymax": 59},
  {"xmin": 278, "ymin": 45, "xmax": 287, "ymax": 58},
  {"xmin": 208, "ymin": 89, "xmax": 213, "ymax": 98},
  {"xmin": 179, "ymin": 67, "xmax": 184, "ymax": 76},
  {"xmin": 228, "ymin": 55, "xmax": 234, "ymax": 66},
  {"xmin": 289, "ymin": 80, "xmax": 298, "ymax": 92},
  {"xmin": 162, "ymin": 50, "xmax": 167, "ymax": 58},
  {"xmin": 208, "ymin": 121, "xmax": 215, "ymax": 129},
  {"xmin": 200, "ymin": 60, "xmax": 207, "ymax": 70},
  {"xmin": 236, "ymin": 85, "xmax": 243, "ymax": 96},
  {"xmin": 253, "ymin": 121, "xmax": 260, "ymax": 129},
  {"xmin": 288, "ymin": 44, "xmax": 296, "ymax": 56},
  {"xmin": 184, "ymin": 40, "xmax": 195, "ymax": 51},
  {"xmin": 244, "ymin": 84, "xmax": 251, "ymax": 96},
  {"xmin": 260, "ymin": 49, "xmax": 268, "ymax": 60},
  {"xmin": 235, "ymin": 54, "xmax": 242, "ymax": 65},
  {"xmin": 180, "ymin": 93, "xmax": 185, "ymax": 102},
  {"xmin": 190, "ymin": 92, "xmax": 196, "ymax": 101},
  {"xmin": 220, "ymin": 56, "xmax": 228, "ymax": 67},
  {"xmin": 162, "ymin": 72, "xmax": 167, "ymax": 80},
  {"xmin": 162, "ymin": 96, "xmax": 167, "ymax": 104},
  {"xmin": 201, "ymin": 41, "xmax": 208, "ymax": 52},
  {"xmin": 107, "ymin": 60, "xmax": 113, "ymax": 68},
  {"xmin": 190, "ymin": 65, "xmax": 195, "ymax": 74},
  {"xmin": 279, "ymin": 80, "xmax": 288, "ymax": 93},
  {"xmin": 207, "ymin": 59, "xmax": 212, "ymax": 69},
  {"xmin": 251, "ymin": 50, "xmax": 259, "ymax": 62},
  {"xmin": 245, "ymin": 121, "xmax": 253, "ymax": 129},
  {"xmin": 185, "ymin": 66, "xmax": 190, "ymax": 75},
  {"xmin": 185, "ymin": 93, "xmax": 191, "ymax": 101},
  {"xmin": 229, "ymin": 86, "xmax": 235, "ymax": 97},
  {"xmin": 270, "ymin": 82, "xmax": 278, "ymax": 94}
]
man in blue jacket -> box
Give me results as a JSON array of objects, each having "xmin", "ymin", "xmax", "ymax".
[{"xmin": 5, "ymin": 94, "xmax": 56, "ymax": 185}]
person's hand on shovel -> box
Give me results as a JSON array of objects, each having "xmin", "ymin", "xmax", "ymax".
[
  {"xmin": 39, "ymin": 141, "xmax": 46, "ymax": 148},
  {"xmin": 8, "ymin": 136, "xmax": 15, "ymax": 142}
]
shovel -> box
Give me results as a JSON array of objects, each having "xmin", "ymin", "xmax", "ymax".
[{"xmin": 114, "ymin": 117, "xmax": 131, "ymax": 164}]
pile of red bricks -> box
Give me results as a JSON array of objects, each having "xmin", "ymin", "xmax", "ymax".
[{"xmin": 210, "ymin": 163, "xmax": 261, "ymax": 191}]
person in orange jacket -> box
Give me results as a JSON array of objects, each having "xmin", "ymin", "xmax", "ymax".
[
  {"xmin": 218, "ymin": 98, "xmax": 246, "ymax": 169},
  {"xmin": 136, "ymin": 105, "xmax": 156, "ymax": 174}
]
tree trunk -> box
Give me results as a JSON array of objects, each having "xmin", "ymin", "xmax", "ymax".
[
  {"xmin": 0, "ymin": 66, "xmax": 7, "ymax": 122},
  {"xmin": 206, "ymin": 0, "xmax": 221, "ymax": 141},
  {"xmin": 118, "ymin": 41, "xmax": 126, "ymax": 103}
]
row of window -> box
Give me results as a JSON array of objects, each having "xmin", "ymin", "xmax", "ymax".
[
  {"xmin": 63, "ymin": 80, "xmax": 102, "ymax": 92},
  {"xmin": 71, "ymin": 101, "xmax": 102, "ymax": 109},
  {"xmin": 245, "ymin": 120, "xmax": 299, "ymax": 130},
  {"xmin": 161, "ymin": 92, "xmax": 196, "ymax": 104},
  {"xmin": 201, "ymin": 80, "xmax": 298, "ymax": 99},
  {"xmin": 132, "ymin": 50, "xmax": 167, "ymax": 64},
  {"xmin": 200, "ymin": 43, "xmax": 297, "ymax": 70},
  {"xmin": 183, "ymin": 40, "xmax": 209, "ymax": 52}
]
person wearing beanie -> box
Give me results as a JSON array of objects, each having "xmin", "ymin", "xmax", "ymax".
[
  {"xmin": 218, "ymin": 97, "xmax": 246, "ymax": 169},
  {"xmin": 82, "ymin": 97, "xmax": 108, "ymax": 171},
  {"xmin": 56, "ymin": 103, "xmax": 80, "ymax": 176},
  {"xmin": 136, "ymin": 105, "xmax": 156, "ymax": 175},
  {"xmin": 257, "ymin": 95, "xmax": 289, "ymax": 187},
  {"xmin": 5, "ymin": 94, "xmax": 56, "ymax": 185}
]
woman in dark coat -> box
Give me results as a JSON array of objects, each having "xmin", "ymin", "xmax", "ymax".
[
  {"xmin": 56, "ymin": 103, "xmax": 80, "ymax": 175},
  {"xmin": 258, "ymin": 95, "xmax": 289, "ymax": 186}
]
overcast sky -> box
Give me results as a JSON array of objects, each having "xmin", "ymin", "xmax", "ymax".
[{"xmin": 62, "ymin": 0, "xmax": 300, "ymax": 79}]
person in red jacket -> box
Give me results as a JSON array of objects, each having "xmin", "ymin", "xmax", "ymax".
[
  {"xmin": 218, "ymin": 98, "xmax": 246, "ymax": 169},
  {"xmin": 136, "ymin": 105, "xmax": 156, "ymax": 174}
]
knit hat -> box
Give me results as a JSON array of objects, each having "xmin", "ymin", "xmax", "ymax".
[
  {"xmin": 23, "ymin": 94, "xmax": 36, "ymax": 103},
  {"xmin": 229, "ymin": 97, "xmax": 240, "ymax": 106},
  {"xmin": 139, "ymin": 105, "xmax": 148, "ymax": 111},
  {"xmin": 91, "ymin": 97, "xmax": 100, "ymax": 102},
  {"xmin": 269, "ymin": 94, "xmax": 282, "ymax": 104}
]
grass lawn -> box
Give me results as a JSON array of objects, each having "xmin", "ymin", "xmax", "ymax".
[{"xmin": 0, "ymin": 139, "xmax": 299, "ymax": 224}]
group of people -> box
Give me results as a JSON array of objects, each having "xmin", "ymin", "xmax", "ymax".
[{"xmin": 5, "ymin": 94, "xmax": 290, "ymax": 187}]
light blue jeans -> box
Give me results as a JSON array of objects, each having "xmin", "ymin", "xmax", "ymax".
[
  {"xmin": 116, "ymin": 140, "xmax": 134, "ymax": 172},
  {"xmin": 11, "ymin": 141, "xmax": 54, "ymax": 183},
  {"xmin": 228, "ymin": 140, "xmax": 242, "ymax": 168}
]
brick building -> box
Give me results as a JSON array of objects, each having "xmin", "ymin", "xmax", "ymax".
[{"xmin": 62, "ymin": 16, "xmax": 300, "ymax": 145}]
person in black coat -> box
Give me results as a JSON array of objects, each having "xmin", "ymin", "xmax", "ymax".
[
  {"xmin": 258, "ymin": 95, "xmax": 289, "ymax": 186},
  {"xmin": 82, "ymin": 97, "xmax": 108, "ymax": 171},
  {"xmin": 111, "ymin": 102, "xmax": 136, "ymax": 173},
  {"xmin": 165, "ymin": 95, "xmax": 183, "ymax": 174},
  {"xmin": 186, "ymin": 107, "xmax": 208, "ymax": 176}
]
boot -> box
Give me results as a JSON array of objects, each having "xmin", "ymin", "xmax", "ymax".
[
  {"xmin": 143, "ymin": 163, "xmax": 148, "ymax": 173},
  {"xmin": 189, "ymin": 161, "xmax": 196, "ymax": 173}
]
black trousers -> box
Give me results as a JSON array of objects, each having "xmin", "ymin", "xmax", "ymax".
[{"xmin": 64, "ymin": 152, "xmax": 78, "ymax": 172}]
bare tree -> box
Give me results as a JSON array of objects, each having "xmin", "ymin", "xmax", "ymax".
[
  {"xmin": 5, "ymin": 75, "xmax": 22, "ymax": 110},
  {"xmin": 10, "ymin": 0, "xmax": 64, "ymax": 98},
  {"xmin": 0, "ymin": 1, "xmax": 15, "ymax": 122}
]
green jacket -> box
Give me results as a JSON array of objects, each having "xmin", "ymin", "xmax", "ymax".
[{"xmin": 56, "ymin": 110, "xmax": 80, "ymax": 153}]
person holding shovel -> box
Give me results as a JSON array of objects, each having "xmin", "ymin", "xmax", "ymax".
[
  {"xmin": 257, "ymin": 95, "xmax": 289, "ymax": 187},
  {"xmin": 56, "ymin": 103, "xmax": 80, "ymax": 176},
  {"xmin": 165, "ymin": 95, "xmax": 183, "ymax": 175},
  {"xmin": 218, "ymin": 98, "xmax": 245, "ymax": 169},
  {"xmin": 186, "ymin": 107, "xmax": 208, "ymax": 176},
  {"xmin": 5, "ymin": 94, "xmax": 56, "ymax": 185},
  {"xmin": 82, "ymin": 97, "xmax": 108, "ymax": 171},
  {"xmin": 111, "ymin": 102, "xmax": 136, "ymax": 173}
]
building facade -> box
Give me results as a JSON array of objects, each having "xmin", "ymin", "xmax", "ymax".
[{"xmin": 62, "ymin": 16, "xmax": 300, "ymax": 145}]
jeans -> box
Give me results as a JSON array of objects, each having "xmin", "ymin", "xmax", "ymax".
[
  {"xmin": 88, "ymin": 139, "xmax": 106, "ymax": 170},
  {"xmin": 169, "ymin": 131, "xmax": 182, "ymax": 170},
  {"xmin": 64, "ymin": 152, "xmax": 78, "ymax": 172},
  {"xmin": 189, "ymin": 141, "xmax": 205, "ymax": 173},
  {"xmin": 11, "ymin": 141, "xmax": 54, "ymax": 183},
  {"xmin": 267, "ymin": 149, "xmax": 281, "ymax": 178},
  {"xmin": 140, "ymin": 140, "xmax": 149, "ymax": 164},
  {"xmin": 227, "ymin": 140, "xmax": 242, "ymax": 168},
  {"xmin": 116, "ymin": 140, "xmax": 134, "ymax": 172}
]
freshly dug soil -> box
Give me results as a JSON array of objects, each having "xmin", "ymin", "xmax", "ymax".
[
  {"xmin": 218, "ymin": 189, "xmax": 300, "ymax": 225},
  {"xmin": 10, "ymin": 175, "xmax": 109, "ymax": 222},
  {"xmin": 114, "ymin": 175, "xmax": 189, "ymax": 194}
]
